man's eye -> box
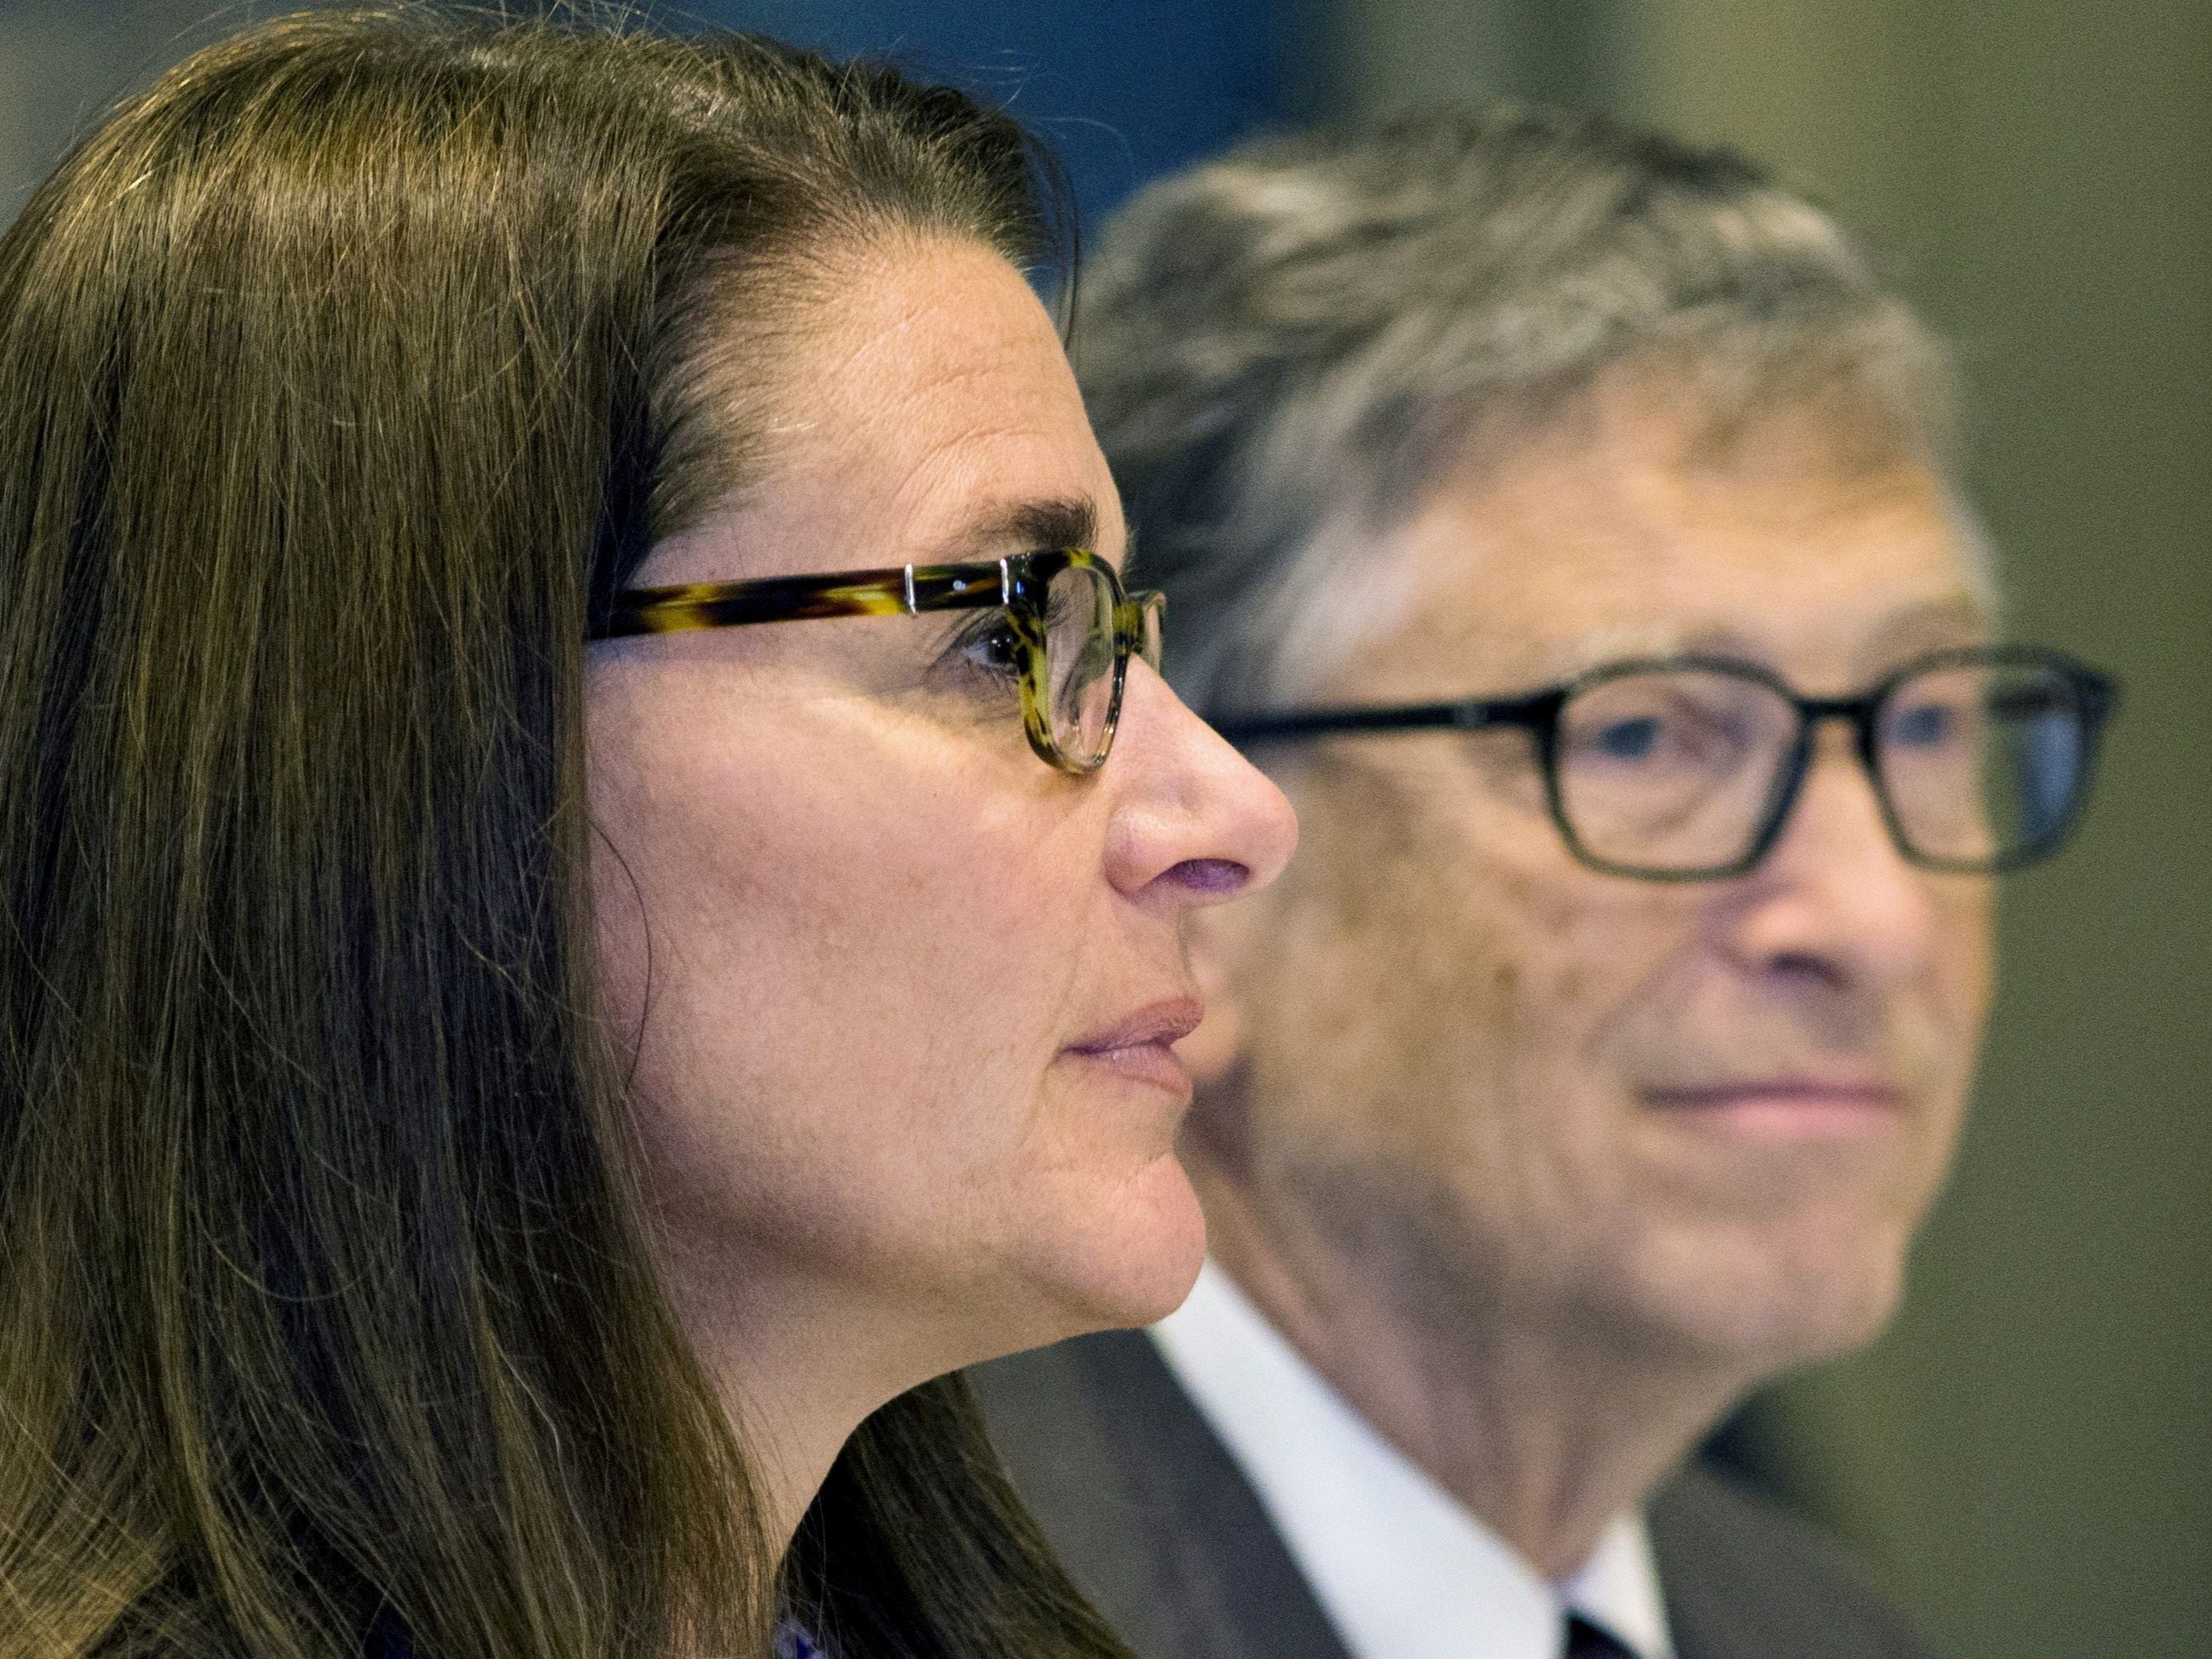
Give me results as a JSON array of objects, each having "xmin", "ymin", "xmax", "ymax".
[
  {"xmin": 1567, "ymin": 699, "xmax": 1755, "ymax": 774},
  {"xmin": 1889, "ymin": 701, "xmax": 1958, "ymax": 748},
  {"xmin": 1593, "ymin": 716, "xmax": 1661, "ymax": 760},
  {"xmin": 1574, "ymin": 711, "xmax": 1697, "ymax": 767}
]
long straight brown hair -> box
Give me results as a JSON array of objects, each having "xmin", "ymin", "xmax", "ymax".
[{"xmin": 0, "ymin": 10, "xmax": 1120, "ymax": 1658}]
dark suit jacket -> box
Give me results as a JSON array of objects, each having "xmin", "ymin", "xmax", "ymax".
[{"xmin": 972, "ymin": 1329, "xmax": 1935, "ymax": 1659}]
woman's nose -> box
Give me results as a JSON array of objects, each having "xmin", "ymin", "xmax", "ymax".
[{"xmin": 1100, "ymin": 662, "xmax": 1298, "ymax": 909}]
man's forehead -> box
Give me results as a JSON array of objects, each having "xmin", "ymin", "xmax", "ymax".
[
  {"xmin": 1529, "ymin": 593, "xmax": 1997, "ymax": 685},
  {"xmin": 1320, "ymin": 452, "xmax": 1994, "ymax": 703}
]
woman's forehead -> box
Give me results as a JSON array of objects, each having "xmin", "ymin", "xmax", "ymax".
[{"xmin": 676, "ymin": 238, "xmax": 1120, "ymax": 583}]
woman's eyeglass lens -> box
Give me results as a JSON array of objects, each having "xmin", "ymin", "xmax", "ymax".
[
  {"xmin": 1552, "ymin": 652, "xmax": 2112, "ymax": 878},
  {"xmin": 1036, "ymin": 559, "xmax": 1165, "ymax": 771},
  {"xmin": 1044, "ymin": 559, "xmax": 1119, "ymax": 767}
]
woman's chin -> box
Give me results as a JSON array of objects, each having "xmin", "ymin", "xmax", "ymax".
[
  {"xmin": 997, "ymin": 1153, "xmax": 1209, "ymax": 1352},
  {"xmin": 1100, "ymin": 1158, "xmax": 1212, "ymax": 1324}
]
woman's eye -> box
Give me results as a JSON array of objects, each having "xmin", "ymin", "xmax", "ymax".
[{"xmin": 932, "ymin": 615, "xmax": 1024, "ymax": 693}]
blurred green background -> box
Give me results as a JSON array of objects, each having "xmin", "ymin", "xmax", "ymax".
[{"xmin": 4, "ymin": 2, "xmax": 2205, "ymax": 1653}]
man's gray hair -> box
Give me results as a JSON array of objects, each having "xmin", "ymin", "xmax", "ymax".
[{"xmin": 1077, "ymin": 107, "xmax": 1962, "ymax": 713}]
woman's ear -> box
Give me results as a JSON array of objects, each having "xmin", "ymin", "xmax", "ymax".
[{"xmin": 1174, "ymin": 904, "xmax": 1250, "ymax": 1090}]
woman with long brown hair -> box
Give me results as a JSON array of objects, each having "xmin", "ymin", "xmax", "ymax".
[{"xmin": 0, "ymin": 10, "xmax": 1294, "ymax": 1657}]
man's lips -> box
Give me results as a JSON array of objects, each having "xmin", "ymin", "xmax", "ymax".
[
  {"xmin": 1064, "ymin": 996, "xmax": 1205, "ymax": 1096},
  {"xmin": 1641, "ymin": 1080, "xmax": 1905, "ymax": 1136}
]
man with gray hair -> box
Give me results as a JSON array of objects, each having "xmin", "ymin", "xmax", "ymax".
[{"xmin": 976, "ymin": 110, "xmax": 2112, "ymax": 1659}]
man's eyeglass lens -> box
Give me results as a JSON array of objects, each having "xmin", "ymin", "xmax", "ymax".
[{"xmin": 1556, "ymin": 655, "xmax": 2105, "ymax": 877}]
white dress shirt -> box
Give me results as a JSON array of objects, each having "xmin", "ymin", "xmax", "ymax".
[{"xmin": 1151, "ymin": 1262, "xmax": 1674, "ymax": 1659}]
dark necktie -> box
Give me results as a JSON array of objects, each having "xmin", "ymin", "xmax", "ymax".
[{"xmin": 1565, "ymin": 1613, "xmax": 1637, "ymax": 1659}]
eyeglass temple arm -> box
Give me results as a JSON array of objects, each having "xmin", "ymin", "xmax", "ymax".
[
  {"xmin": 904, "ymin": 560, "xmax": 1014, "ymax": 612},
  {"xmin": 1211, "ymin": 692, "xmax": 1553, "ymax": 743},
  {"xmin": 591, "ymin": 559, "xmax": 1012, "ymax": 639}
]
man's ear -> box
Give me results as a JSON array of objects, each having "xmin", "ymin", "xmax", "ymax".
[{"xmin": 1175, "ymin": 904, "xmax": 1251, "ymax": 1089}]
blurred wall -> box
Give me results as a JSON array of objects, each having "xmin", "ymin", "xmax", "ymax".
[
  {"xmin": 1335, "ymin": 4, "xmax": 2212, "ymax": 1655},
  {"xmin": 0, "ymin": 1, "xmax": 211, "ymax": 221}
]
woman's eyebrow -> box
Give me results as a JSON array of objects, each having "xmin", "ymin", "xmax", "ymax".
[{"xmin": 934, "ymin": 497, "xmax": 1100, "ymax": 562}]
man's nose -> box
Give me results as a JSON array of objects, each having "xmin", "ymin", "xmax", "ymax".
[
  {"xmin": 1101, "ymin": 661, "xmax": 1299, "ymax": 910},
  {"xmin": 1720, "ymin": 725, "xmax": 1942, "ymax": 988}
]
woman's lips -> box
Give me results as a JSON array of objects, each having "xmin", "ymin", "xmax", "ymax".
[
  {"xmin": 1064, "ymin": 1040, "xmax": 1195, "ymax": 1096},
  {"xmin": 1641, "ymin": 1080, "xmax": 1905, "ymax": 1137},
  {"xmin": 1065, "ymin": 996, "xmax": 1204, "ymax": 1096}
]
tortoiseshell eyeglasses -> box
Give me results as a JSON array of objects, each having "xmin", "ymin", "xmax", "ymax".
[{"xmin": 589, "ymin": 547, "xmax": 1164, "ymax": 774}]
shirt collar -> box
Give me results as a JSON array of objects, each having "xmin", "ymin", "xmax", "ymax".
[{"xmin": 1150, "ymin": 1261, "xmax": 1673, "ymax": 1659}]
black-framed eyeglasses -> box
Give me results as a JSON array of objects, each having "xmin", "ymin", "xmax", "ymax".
[
  {"xmin": 1213, "ymin": 645, "xmax": 2118, "ymax": 880},
  {"xmin": 590, "ymin": 547, "xmax": 1164, "ymax": 774}
]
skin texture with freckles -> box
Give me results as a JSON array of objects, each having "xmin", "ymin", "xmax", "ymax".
[
  {"xmin": 1183, "ymin": 366, "xmax": 1994, "ymax": 1577},
  {"xmin": 586, "ymin": 234, "xmax": 1296, "ymax": 1546}
]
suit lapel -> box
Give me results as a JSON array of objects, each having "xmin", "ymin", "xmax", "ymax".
[
  {"xmin": 1649, "ymin": 1466, "xmax": 1934, "ymax": 1659},
  {"xmin": 974, "ymin": 1329, "xmax": 1352, "ymax": 1659}
]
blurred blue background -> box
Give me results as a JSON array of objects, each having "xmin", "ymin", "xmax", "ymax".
[
  {"xmin": 2, "ymin": 3, "xmax": 2206, "ymax": 1656},
  {"xmin": 674, "ymin": 0, "xmax": 1309, "ymax": 227}
]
